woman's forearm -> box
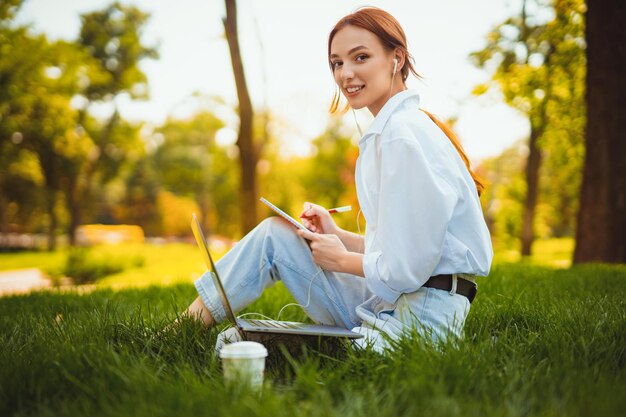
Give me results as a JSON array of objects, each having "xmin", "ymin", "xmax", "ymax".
[
  {"xmin": 339, "ymin": 252, "xmax": 365, "ymax": 277},
  {"xmin": 337, "ymin": 229, "xmax": 365, "ymax": 253}
]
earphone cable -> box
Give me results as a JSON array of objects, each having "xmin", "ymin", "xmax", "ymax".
[{"xmin": 276, "ymin": 268, "xmax": 324, "ymax": 321}]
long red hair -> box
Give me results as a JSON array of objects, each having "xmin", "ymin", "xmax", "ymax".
[{"xmin": 327, "ymin": 7, "xmax": 485, "ymax": 196}]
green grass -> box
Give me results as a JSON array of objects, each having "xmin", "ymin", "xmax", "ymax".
[
  {"xmin": 1, "ymin": 263, "xmax": 625, "ymax": 417},
  {"xmin": 0, "ymin": 250, "xmax": 66, "ymax": 273},
  {"xmin": 494, "ymin": 237, "xmax": 575, "ymax": 267},
  {"xmin": 0, "ymin": 242, "xmax": 227, "ymax": 290},
  {"xmin": 93, "ymin": 243, "xmax": 210, "ymax": 289}
]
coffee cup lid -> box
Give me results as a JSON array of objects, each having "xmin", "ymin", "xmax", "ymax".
[{"xmin": 219, "ymin": 341, "xmax": 268, "ymax": 359}]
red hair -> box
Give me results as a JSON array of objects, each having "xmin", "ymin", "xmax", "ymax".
[{"xmin": 327, "ymin": 7, "xmax": 485, "ymax": 196}]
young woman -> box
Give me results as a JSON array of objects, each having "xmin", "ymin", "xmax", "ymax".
[{"xmin": 184, "ymin": 7, "xmax": 493, "ymax": 352}]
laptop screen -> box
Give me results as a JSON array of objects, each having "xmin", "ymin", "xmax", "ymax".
[{"xmin": 190, "ymin": 214, "xmax": 238, "ymax": 325}]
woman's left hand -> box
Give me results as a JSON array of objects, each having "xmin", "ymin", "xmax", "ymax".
[{"xmin": 297, "ymin": 229, "xmax": 348, "ymax": 272}]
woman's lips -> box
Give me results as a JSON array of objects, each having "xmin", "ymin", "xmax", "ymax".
[{"xmin": 345, "ymin": 85, "xmax": 365, "ymax": 97}]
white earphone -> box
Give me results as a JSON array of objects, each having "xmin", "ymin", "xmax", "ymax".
[{"xmin": 393, "ymin": 58, "xmax": 398, "ymax": 75}]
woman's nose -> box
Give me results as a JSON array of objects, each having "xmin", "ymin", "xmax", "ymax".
[{"xmin": 340, "ymin": 64, "xmax": 354, "ymax": 81}]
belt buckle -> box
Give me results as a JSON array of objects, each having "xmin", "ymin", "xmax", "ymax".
[{"xmin": 449, "ymin": 274, "xmax": 458, "ymax": 296}]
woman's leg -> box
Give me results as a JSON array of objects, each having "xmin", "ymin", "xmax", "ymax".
[
  {"xmin": 187, "ymin": 217, "xmax": 369, "ymax": 329},
  {"xmin": 183, "ymin": 295, "xmax": 215, "ymax": 327}
]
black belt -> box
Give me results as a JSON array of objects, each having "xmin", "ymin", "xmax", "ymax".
[{"xmin": 423, "ymin": 274, "xmax": 477, "ymax": 303}]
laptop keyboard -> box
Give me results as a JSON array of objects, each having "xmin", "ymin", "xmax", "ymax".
[{"xmin": 246, "ymin": 319, "xmax": 303, "ymax": 329}]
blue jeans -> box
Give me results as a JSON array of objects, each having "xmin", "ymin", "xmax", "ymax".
[{"xmin": 195, "ymin": 218, "xmax": 471, "ymax": 353}]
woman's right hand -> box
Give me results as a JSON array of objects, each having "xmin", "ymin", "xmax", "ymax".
[{"xmin": 299, "ymin": 202, "xmax": 340, "ymax": 235}]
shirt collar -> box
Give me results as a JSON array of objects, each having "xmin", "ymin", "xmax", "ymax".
[{"xmin": 360, "ymin": 89, "xmax": 420, "ymax": 143}]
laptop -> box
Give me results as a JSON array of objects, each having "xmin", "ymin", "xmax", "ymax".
[{"xmin": 191, "ymin": 214, "xmax": 363, "ymax": 340}]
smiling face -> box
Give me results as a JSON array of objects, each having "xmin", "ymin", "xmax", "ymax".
[{"xmin": 329, "ymin": 25, "xmax": 404, "ymax": 116}]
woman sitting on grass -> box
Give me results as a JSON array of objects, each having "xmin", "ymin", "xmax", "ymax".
[{"xmin": 183, "ymin": 6, "xmax": 493, "ymax": 352}]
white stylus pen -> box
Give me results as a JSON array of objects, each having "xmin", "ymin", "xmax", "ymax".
[{"xmin": 327, "ymin": 205, "xmax": 352, "ymax": 214}]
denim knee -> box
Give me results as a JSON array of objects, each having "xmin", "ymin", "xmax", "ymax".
[{"xmin": 261, "ymin": 217, "xmax": 306, "ymax": 248}]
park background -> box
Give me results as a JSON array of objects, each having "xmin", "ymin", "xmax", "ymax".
[
  {"xmin": 1, "ymin": 0, "xmax": 600, "ymax": 262},
  {"xmin": 1, "ymin": 0, "xmax": 625, "ymax": 416}
]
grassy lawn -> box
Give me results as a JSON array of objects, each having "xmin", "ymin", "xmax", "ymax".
[
  {"xmin": 496, "ymin": 238, "xmax": 576, "ymax": 267},
  {"xmin": 93, "ymin": 243, "xmax": 209, "ymax": 289},
  {"xmin": 0, "ymin": 242, "xmax": 225, "ymax": 289},
  {"xmin": 1, "ymin": 259, "xmax": 626, "ymax": 416},
  {"xmin": 0, "ymin": 250, "xmax": 67, "ymax": 273}
]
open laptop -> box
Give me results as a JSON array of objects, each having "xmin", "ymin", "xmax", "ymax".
[{"xmin": 191, "ymin": 214, "xmax": 363, "ymax": 340}]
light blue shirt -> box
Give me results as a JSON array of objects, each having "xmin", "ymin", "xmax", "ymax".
[{"xmin": 356, "ymin": 89, "xmax": 493, "ymax": 304}]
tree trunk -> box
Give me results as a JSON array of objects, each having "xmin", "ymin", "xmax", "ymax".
[
  {"xmin": 223, "ymin": 0, "xmax": 258, "ymax": 235},
  {"xmin": 0, "ymin": 194, "xmax": 8, "ymax": 247},
  {"xmin": 574, "ymin": 0, "xmax": 626, "ymax": 263},
  {"xmin": 46, "ymin": 189, "xmax": 57, "ymax": 251},
  {"xmin": 521, "ymin": 125, "xmax": 542, "ymax": 256},
  {"xmin": 66, "ymin": 175, "xmax": 81, "ymax": 246}
]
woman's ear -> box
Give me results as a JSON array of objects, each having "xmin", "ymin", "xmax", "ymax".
[{"xmin": 394, "ymin": 49, "xmax": 405, "ymax": 73}]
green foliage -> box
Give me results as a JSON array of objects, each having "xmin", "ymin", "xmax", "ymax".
[
  {"xmin": 78, "ymin": 2, "xmax": 158, "ymax": 101},
  {"xmin": 0, "ymin": 1, "xmax": 157, "ymax": 246},
  {"xmin": 303, "ymin": 119, "xmax": 355, "ymax": 207},
  {"xmin": 0, "ymin": 0, "xmax": 22, "ymax": 25},
  {"xmin": 153, "ymin": 111, "xmax": 239, "ymax": 237},
  {"xmin": 80, "ymin": 115, "xmax": 147, "ymax": 230},
  {"xmin": 63, "ymin": 2, "xmax": 158, "ymax": 244},
  {"xmin": 480, "ymin": 142, "xmax": 526, "ymax": 248},
  {"xmin": 53, "ymin": 247, "xmax": 145, "ymax": 285},
  {"xmin": 300, "ymin": 119, "xmax": 359, "ymax": 232},
  {"xmin": 0, "ymin": 23, "xmax": 101, "ymax": 245},
  {"xmin": 472, "ymin": 0, "xmax": 586, "ymax": 246},
  {"xmin": 1, "ymin": 264, "xmax": 625, "ymax": 416},
  {"xmin": 156, "ymin": 191, "xmax": 200, "ymax": 237},
  {"xmin": 115, "ymin": 158, "xmax": 161, "ymax": 237}
]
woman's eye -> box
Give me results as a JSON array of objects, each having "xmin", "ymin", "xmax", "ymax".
[
  {"xmin": 332, "ymin": 61, "xmax": 343, "ymax": 69},
  {"xmin": 356, "ymin": 54, "xmax": 368, "ymax": 62}
]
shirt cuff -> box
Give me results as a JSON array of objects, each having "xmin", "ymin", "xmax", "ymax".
[
  {"xmin": 362, "ymin": 251, "xmax": 402, "ymax": 304},
  {"xmin": 194, "ymin": 271, "xmax": 227, "ymax": 323}
]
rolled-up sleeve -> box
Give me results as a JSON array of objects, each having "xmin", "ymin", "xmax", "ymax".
[{"xmin": 363, "ymin": 137, "xmax": 458, "ymax": 304}]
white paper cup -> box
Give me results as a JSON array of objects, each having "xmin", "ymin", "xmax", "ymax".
[{"xmin": 219, "ymin": 341, "xmax": 268, "ymax": 389}]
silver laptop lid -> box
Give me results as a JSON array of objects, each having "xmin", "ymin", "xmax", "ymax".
[{"xmin": 190, "ymin": 214, "xmax": 238, "ymax": 325}]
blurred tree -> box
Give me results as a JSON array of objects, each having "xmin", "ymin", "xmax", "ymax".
[
  {"xmin": 471, "ymin": 0, "xmax": 585, "ymax": 256},
  {"xmin": 574, "ymin": 0, "xmax": 626, "ymax": 263},
  {"xmin": 154, "ymin": 112, "xmax": 239, "ymax": 237},
  {"xmin": 479, "ymin": 141, "xmax": 527, "ymax": 251},
  {"xmin": 79, "ymin": 2, "xmax": 157, "ymax": 102},
  {"xmin": 157, "ymin": 190, "xmax": 200, "ymax": 237},
  {"xmin": 0, "ymin": 5, "xmax": 99, "ymax": 249},
  {"xmin": 223, "ymin": 0, "xmax": 267, "ymax": 235},
  {"xmin": 1, "ymin": 2, "xmax": 152, "ymax": 248},
  {"xmin": 0, "ymin": 0, "xmax": 21, "ymax": 20},
  {"xmin": 0, "ymin": 143, "xmax": 44, "ymax": 241},
  {"xmin": 85, "ymin": 116, "xmax": 145, "ymax": 226},
  {"xmin": 27, "ymin": 44, "xmax": 97, "ymax": 250},
  {"xmin": 115, "ymin": 157, "xmax": 161, "ymax": 236},
  {"xmin": 256, "ymin": 112, "xmax": 308, "ymax": 232},
  {"xmin": 0, "ymin": 1, "xmax": 41, "ymax": 240},
  {"xmin": 69, "ymin": 2, "xmax": 157, "ymax": 244},
  {"xmin": 258, "ymin": 155, "xmax": 308, "ymax": 228},
  {"xmin": 300, "ymin": 119, "xmax": 359, "ymax": 231},
  {"xmin": 46, "ymin": 41, "xmax": 108, "ymax": 247}
]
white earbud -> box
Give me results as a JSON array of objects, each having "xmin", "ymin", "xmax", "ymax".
[{"xmin": 393, "ymin": 58, "xmax": 398, "ymax": 75}]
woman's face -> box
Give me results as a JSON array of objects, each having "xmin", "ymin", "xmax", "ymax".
[{"xmin": 330, "ymin": 25, "xmax": 398, "ymax": 116}]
